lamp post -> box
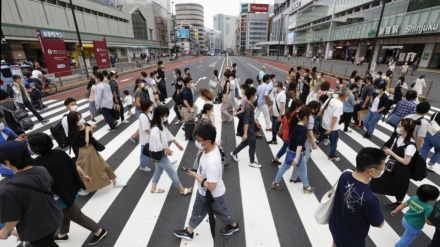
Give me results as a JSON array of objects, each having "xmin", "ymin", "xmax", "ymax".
[
  {"xmin": 69, "ymin": 0, "xmax": 88, "ymax": 78},
  {"xmin": 366, "ymin": 0, "xmax": 387, "ymax": 75},
  {"xmin": 277, "ymin": 14, "xmax": 284, "ymax": 62}
]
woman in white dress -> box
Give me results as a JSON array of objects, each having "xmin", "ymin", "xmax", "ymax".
[
  {"xmin": 413, "ymin": 75, "xmax": 427, "ymax": 96},
  {"xmin": 227, "ymin": 72, "xmax": 239, "ymax": 111}
]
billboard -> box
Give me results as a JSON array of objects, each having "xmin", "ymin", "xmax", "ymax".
[
  {"xmin": 241, "ymin": 3, "xmax": 249, "ymax": 13},
  {"xmin": 177, "ymin": 29, "xmax": 189, "ymax": 39},
  {"xmin": 287, "ymin": 32, "xmax": 294, "ymax": 44},
  {"xmin": 249, "ymin": 4, "xmax": 269, "ymax": 13},
  {"xmin": 36, "ymin": 30, "xmax": 71, "ymax": 77},
  {"xmin": 93, "ymin": 38, "xmax": 110, "ymax": 69}
]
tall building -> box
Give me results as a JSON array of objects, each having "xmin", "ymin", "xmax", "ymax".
[
  {"xmin": 237, "ymin": 3, "xmax": 271, "ymax": 55},
  {"xmin": 213, "ymin": 14, "xmax": 238, "ymax": 53},
  {"xmin": 175, "ymin": 3, "xmax": 206, "ymax": 53},
  {"xmin": 205, "ymin": 28, "xmax": 222, "ymax": 54},
  {"xmin": 267, "ymin": 0, "xmax": 440, "ymax": 69}
]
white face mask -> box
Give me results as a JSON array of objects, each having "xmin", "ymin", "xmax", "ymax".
[
  {"xmin": 140, "ymin": 83, "xmax": 145, "ymax": 88},
  {"xmin": 195, "ymin": 140, "xmax": 206, "ymax": 150},
  {"xmin": 77, "ymin": 119, "xmax": 85, "ymax": 126},
  {"xmin": 163, "ymin": 117, "xmax": 168, "ymax": 122},
  {"xmin": 70, "ymin": 105, "xmax": 78, "ymax": 112},
  {"xmin": 0, "ymin": 122, "xmax": 4, "ymax": 131},
  {"xmin": 372, "ymin": 168, "xmax": 385, "ymax": 178},
  {"xmin": 396, "ymin": 127, "xmax": 402, "ymax": 135}
]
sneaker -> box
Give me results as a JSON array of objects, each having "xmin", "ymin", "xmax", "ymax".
[
  {"xmin": 129, "ymin": 136, "xmax": 137, "ymax": 143},
  {"xmin": 41, "ymin": 120, "xmax": 49, "ymax": 125},
  {"xmin": 91, "ymin": 118, "xmax": 97, "ymax": 122},
  {"xmin": 221, "ymin": 223, "xmax": 240, "ymax": 236},
  {"xmin": 290, "ymin": 178, "xmax": 301, "ymax": 183},
  {"xmin": 363, "ymin": 133, "xmax": 371, "ymax": 139},
  {"xmin": 139, "ymin": 166, "xmax": 151, "ymax": 172},
  {"xmin": 78, "ymin": 190, "xmax": 89, "ymax": 196},
  {"xmin": 271, "ymin": 182, "xmax": 282, "ymax": 190},
  {"xmin": 249, "ymin": 162, "xmax": 262, "ymax": 168},
  {"xmin": 230, "ymin": 152, "xmax": 239, "ymax": 162},
  {"xmin": 303, "ymin": 186, "xmax": 315, "ymax": 193},
  {"xmin": 270, "ymin": 159, "xmax": 281, "ymax": 166},
  {"xmin": 343, "ymin": 129, "xmax": 352, "ymax": 133},
  {"xmin": 175, "ymin": 120, "xmax": 183, "ymax": 125},
  {"xmin": 329, "ymin": 157, "xmax": 341, "ymax": 162},
  {"xmin": 323, "ymin": 139, "xmax": 330, "ymax": 145},
  {"xmin": 108, "ymin": 128, "xmax": 117, "ymax": 131},
  {"xmin": 121, "ymin": 120, "xmax": 129, "ymax": 124},
  {"xmin": 113, "ymin": 182, "xmax": 127, "ymax": 188},
  {"xmin": 427, "ymin": 163, "xmax": 435, "ymax": 172},
  {"xmin": 267, "ymin": 140, "xmax": 278, "ymax": 145},
  {"xmin": 54, "ymin": 234, "xmax": 69, "ymax": 242},
  {"xmin": 174, "ymin": 228, "xmax": 193, "ymax": 240},
  {"xmin": 88, "ymin": 229, "xmax": 107, "ymax": 245}
]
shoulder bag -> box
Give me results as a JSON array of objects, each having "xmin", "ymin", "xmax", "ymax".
[
  {"xmin": 209, "ymin": 78, "xmax": 218, "ymax": 88},
  {"xmin": 142, "ymin": 126, "xmax": 165, "ymax": 162},
  {"xmin": 428, "ymin": 112, "xmax": 440, "ymax": 136},
  {"xmin": 90, "ymin": 137, "xmax": 105, "ymax": 152},
  {"xmin": 314, "ymin": 169, "xmax": 353, "ymax": 224}
]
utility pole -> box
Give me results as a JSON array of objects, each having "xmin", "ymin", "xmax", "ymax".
[
  {"xmin": 366, "ymin": 0, "xmax": 386, "ymax": 75},
  {"xmin": 69, "ymin": 0, "xmax": 88, "ymax": 78},
  {"xmin": 277, "ymin": 14, "xmax": 284, "ymax": 62}
]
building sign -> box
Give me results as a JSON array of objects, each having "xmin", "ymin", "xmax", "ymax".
[
  {"xmin": 36, "ymin": 30, "xmax": 71, "ymax": 77},
  {"xmin": 249, "ymin": 4, "xmax": 269, "ymax": 13},
  {"xmin": 289, "ymin": 1, "xmax": 301, "ymax": 13},
  {"xmin": 92, "ymin": 38, "xmax": 110, "ymax": 69},
  {"xmin": 287, "ymin": 32, "xmax": 294, "ymax": 45},
  {"xmin": 310, "ymin": 37, "xmax": 322, "ymax": 42},
  {"xmin": 194, "ymin": 29, "xmax": 199, "ymax": 39},
  {"xmin": 10, "ymin": 65, "xmax": 23, "ymax": 77},
  {"xmin": 406, "ymin": 23, "xmax": 439, "ymax": 34},
  {"xmin": 177, "ymin": 29, "xmax": 189, "ymax": 39},
  {"xmin": 241, "ymin": 3, "xmax": 249, "ymax": 13},
  {"xmin": 367, "ymin": 29, "xmax": 375, "ymax": 37},
  {"xmin": 379, "ymin": 25, "xmax": 399, "ymax": 35},
  {"xmin": 40, "ymin": 30, "xmax": 63, "ymax": 39},
  {"xmin": 422, "ymin": 53, "xmax": 430, "ymax": 60},
  {"xmin": 90, "ymin": 0, "xmax": 120, "ymax": 9}
]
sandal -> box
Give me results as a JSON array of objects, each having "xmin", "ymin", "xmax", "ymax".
[
  {"xmin": 180, "ymin": 187, "xmax": 193, "ymax": 196},
  {"xmin": 151, "ymin": 188, "xmax": 165, "ymax": 193},
  {"xmin": 303, "ymin": 186, "xmax": 315, "ymax": 193},
  {"xmin": 271, "ymin": 182, "xmax": 282, "ymax": 190}
]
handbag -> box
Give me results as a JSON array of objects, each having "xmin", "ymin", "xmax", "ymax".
[
  {"xmin": 90, "ymin": 137, "xmax": 105, "ymax": 152},
  {"xmin": 314, "ymin": 169, "xmax": 353, "ymax": 225},
  {"xmin": 357, "ymin": 109, "xmax": 369, "ymax": 122},
  {"xmin": 285, "ymin": 150, "xmax": 304, "ymax": 167},
  {"xmin": 386, "ymin": 113, "xmax": 402, "ymax": 127},
  {"xmin": 209, "ymin": 80, "xmax": 218, "ymax": 88},
  {"xmin": 142, "ymin": 143, "xmax": 164, "ymax": 162},
  {"xmin": 428, "ymin": 112, "xmax": 440, "ymax": 136}
]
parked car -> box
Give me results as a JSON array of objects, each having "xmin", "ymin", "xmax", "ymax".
[{"xmin": 0, "ymin": 63, "xmax": 33, "ymax": 94}]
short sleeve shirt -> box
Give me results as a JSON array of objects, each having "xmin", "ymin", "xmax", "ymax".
[
  {"xmin": 404, "ymin": 196, "xmax": 433, "ymax": 229},
  {"xmin": 139, "ymin": 112, "xmax": 152, "ymax": 145},
  {"xmin": 395, "ymin": 136, "xmax": 417, "ymax": 156},
  {"xmin": 404, "ymin": 114, "xmax": 429, "ymax": 138},
  {"xmin": 273, "ymin": 91, "xmax": 286, "ymax": 117},
  {"xmin": 109, "ymin": 80, "xmax": 120, "ymax": 97},
  {"xmin": 181, "ymin": 87, "xmax": 193, "ymax": 107},
  {"xmin": 321, "ymin": 98, "xmax": 344, "ymax": 131},
  {"xmin": 134, "ymin": 90, "xmax": 144, "ymax": 111},
  {"xmin": 197, "ymin": 146, "xmax": 225, "ymax": 197},
  {"xmin": 256, "ymin": 83, "xmax": 268, "ymax": 106},
  {"xmin": 243, "ymin": 102, "xmax": 256, "ymax": 134},
  {"xmin": 361, "ymin": 84, "xmax": 374, "ymax": 103}
]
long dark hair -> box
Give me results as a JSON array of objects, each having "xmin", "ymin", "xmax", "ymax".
[
  {"xmin": 151, "ymin": 105, "xmax": 169, "ymax": 131},
  {"xmin": 350, "ymin": 70, "xmax": 357, "ymax": 79},
  {"xmin": 399, "ymin": 118, "xmax": 421, "ymax": 144},
  {"xmin": 289, "ymin": 106, "xmax": 312, "ymax": 130},
  {"xmin": 285, "ymin": 98, "xmax": 302, "ymax": 120},
  {"xmin": 67, "ymin": 111, "xmax": 81, "ymax": 139}
]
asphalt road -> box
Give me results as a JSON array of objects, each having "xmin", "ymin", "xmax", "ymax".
[{"xmin": 1, "ymin": 56, "xmax": 439, "ymax": 247}]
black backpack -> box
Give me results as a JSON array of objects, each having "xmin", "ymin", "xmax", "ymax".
[
  {"xmin": 0, "ymin": 101, "xmax": 34, "ymax": 131},
  {"xmin": 6, "ymin": 84, "xmax": 14, "ymax": 98},
  {"xmin": 50, "ymin": 115, "xmax": 70, "ymax": 149},
  {"xmin": 409, "ymin": 149, "xmax": 427, "ymax": 181},
  {"xmin": 428, "ymin": 201, "xmax": 440, "ymax": 228}
]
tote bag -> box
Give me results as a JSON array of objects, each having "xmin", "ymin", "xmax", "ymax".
[{"xmin": 314, "ymin": 169, "xmax": 352, "ymax": 224}]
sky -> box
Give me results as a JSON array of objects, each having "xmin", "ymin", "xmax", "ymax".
[{"xmin": 172, "ymin": 0, "xmax": 275, "ymax": 28}]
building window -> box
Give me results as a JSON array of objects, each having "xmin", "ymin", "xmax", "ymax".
[
  {"xmin": 132, "ymin": 10, "xmax": 148, "ymax": 40},
  {"xmin": 150, "ymin": 29, "xmax": 153, "ymax": 39}
]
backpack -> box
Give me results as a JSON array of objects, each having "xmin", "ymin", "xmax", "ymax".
[
  {"xmin": 6, "ymin": 84, "xmax": 14, "ymax": 98},
  {"xmin": 381, "ymin": 94, "xmax": 392, "ymax": 116},
  {"xmin": 0, "ymin": 101, "xmax": 34, "ymax": 131},
  {"xmin": 428, "ymin": 201, "xmax": 440, "ymax": 228},
  {"xmin": 408, "ymin": 149, "xmax": 427, "ymax": 181},
  {"xmin": 50, "ymin": 115, "xmax": 69, "ymax": 149}
]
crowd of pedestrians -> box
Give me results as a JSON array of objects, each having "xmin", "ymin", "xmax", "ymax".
[{"xmin": 0, "ymin": 58, "xmax": 439, "ymax": 247}]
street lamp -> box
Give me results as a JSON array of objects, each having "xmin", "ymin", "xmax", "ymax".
[{"xmin": 277, "ymin": 14, "xmax": 284, "ymax": 62}]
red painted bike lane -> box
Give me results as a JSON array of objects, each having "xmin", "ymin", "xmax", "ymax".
[{"xmin": 45, "ymin": 56, "xmax": 206, "ymax": 101}]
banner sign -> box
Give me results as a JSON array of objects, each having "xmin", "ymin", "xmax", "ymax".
[
  {"xmin": 36, "ymin": 30, "xmax": 71, "ymax": 77},
  {"xmin": 287, "ymin": 32, "xmax": 294, "ymax": 44},
  {"xmin": 249, "ymin": 4, "xmax": 269, "ymax": 13},
  {"xmin": 93, "ymin": 38, "xmax": 110, "ymax": 69},
  {"xmin": 177, "ymin": 29, "xmax": 189, "ymax": 39},
  {"xmin": 10, "ymin": 65, "xmax": 23, "ymax": 77}
]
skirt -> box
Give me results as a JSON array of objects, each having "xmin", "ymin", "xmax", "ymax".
[
  {"xmin": 89, "ymin": 101, "xmax": 98, "ymax": 116},
  {"xmin": 76, "ymin": 144, "xmax": 115, "ymax": 192}
]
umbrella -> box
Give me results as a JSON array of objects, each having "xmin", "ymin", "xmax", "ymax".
[{"xmin": 206, "ymin": 190, "xmax": 216, "ymax": 239}]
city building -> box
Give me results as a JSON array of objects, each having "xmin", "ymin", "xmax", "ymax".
[
  {"xmin": 238, "ymin": 3, "xmax": 271, "ymax": 55},
  {"xmin": 1, "ymin": 0, "xmax": 172, "ymax": 63},
  {"xmin": 175, "ymin": 3, "xmax": 206, "ymax": 54},
  {"xmin": 213, "ymin": 14, "xmax": 238, "ymax": 53},
  {"xmin": 264, "ymin": 0, "xmax": 440, "ymax": 69},
  {"xmin": 205, "ymin": 28, "xmax": 221, "ymax": 55}
]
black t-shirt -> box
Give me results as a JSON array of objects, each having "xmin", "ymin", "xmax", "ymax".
[
  {"xmin": 181, "ymin": 87, "xmax": 193, "ymax": 107},
  {"xmin": 303, "ymin": 75, "xmax": 311, "ymax": 90},
  {"xmin": 109, "ymin": 79, "xmax": 120, "ymax": 97},
  {"xmin": 157, "ymin": 68, "xmax": 165, "ymax": 81},
  {"xmin": 0, "ymin": 166, "xmax": 62, "ymax": 241}
]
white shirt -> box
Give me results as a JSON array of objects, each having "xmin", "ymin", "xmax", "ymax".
[
  {"xmin": 266, "ymin": 81, "xmax": 274, "ymax": 98},
  {"xmin": 405, "ymin": 114, "xmax": 429, "ymax": 138},
  {"xmin": 138, "ymin": 112, "xmax": 152, "ymax": 145},
  {"xmin": 370, "ymin": 96, "xmax": 380, "ymax": 112},
  {"xmin": 273, "ymin": 91, "xmax": 286, "ymax": 117},
  {"xmin": 95, "ymin": 82, "xmax": 114, "ymax": 110},
  {"xmin": 149, "ymin": 124, "xmax": 175, "ymax": 152},
  {"xmin": 395, "ymin": 136, "xmax": 416, "ymax": 157},
  {"xmin": 197, "ymin": 146, "xmax": 226, "ymax": 197},
  {"xmin": 62, "ymin": 113, "xmax": 69, "ymax": 137},
  {"xmin": 321, "ymin": 98, "xmax": 344, "ymax": 131},
  {"xmin": 124, "ymin": 95, "xmax": 133, "ymax": 106},
  {"xmin": 32, "ymin": 70, "xmax": 42, "ymax": 79}
]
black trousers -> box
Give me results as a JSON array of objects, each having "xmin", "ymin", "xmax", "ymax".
[
  {"xmin": 29, "ymin": 232, "xmax": 58, "ymax": 247},
  {"xmin": 339, "ymin": 112, "xmax": 353, "ymax": 131},
  {"xmin": 236, "ymin": 117, "xmax": 243, "ymax": 135}
]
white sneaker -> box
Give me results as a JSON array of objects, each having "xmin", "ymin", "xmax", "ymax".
[
  {"xmin": 230, "ymin": 152, "xmax": 239, "ymax": 161},
  {"xmin": 113, "ymin": 182, "xmax": 127, "ymax": 188},
  {"xmin": 78, "ymin": 190, "xmax": 89, "ymax": 196},
  {"xmin": 139, "ymin": 166, "xmax": 151, "ymax": 172},
  {"xmin": 249, "ymin": 162, "xmax": 262, "ymax": 168},
  {"xmin": 323, "ymin": 139, "xmax": 330, "ymax": 146},
  {"xmin": 121, "ymin": 120, "xmax": 129, "ymax": 123},
  {"xmin": 427, "ymin": 163, "xmax": 435, "ymax": 172}
]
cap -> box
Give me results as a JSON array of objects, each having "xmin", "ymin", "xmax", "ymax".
[
  {"xmin": 0, "ymin": 141, "xmax": 28, "ymax": 161},
  {"xmin": 12, "ymin": 74, "xmax": 22, "ymax": 80}
]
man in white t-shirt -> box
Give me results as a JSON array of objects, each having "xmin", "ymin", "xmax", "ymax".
[
  {"xmin": 317, "ymin": 88, "xmax": 348, "ymax": 162},
  {"xmin": 268, "ymin": 81, "xmax": 286, "ymax": 145},
  {"xmin": 138, "ymin": 99, "xmax": 153, "ymax": 172},
  {"xmin": 31, "ymin": 68, "xmax": 43, "ymax": 81},
  {"xmin": 174, "ymin": 124, "xmax": 240, "ymax": 241}
]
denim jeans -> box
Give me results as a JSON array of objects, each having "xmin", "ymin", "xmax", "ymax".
[
  {"xmin": 276, "ymin": 140, "xmax": 289, "ymax": 159},
  {"xmin": 271, "ymin": 116, "xmax": 281, "ymax": 141},
  {"xmin": 291, "ymin": 139, "xmax": 312, "ymax": 180},
  {"xmin": 173, "ymin": 104, "xmax": 182, "ymax": 121},
  {"xmin": 135, "ymin": 108, "xmax": 141, "ymax": 119},
  {"xmin": 329, "ymin": 130, "xmax": 339, "ymax": 158},
  {"xmin": 363, "ymin": 111, "xmax": 383, "ymax": 136},
  {"xmin": 140, "ymin": 144, "xmax": 151, "ymax": 168},
  {"xmin": 395, "ymin": 218, "xmax": 421, "ymax": 247},
  {"xmin": 421, "ymin": 132, "xmax": 440, "ymax": 164},
  {"xmin": 152, "ymin": 156, "xmax": 181, "ymax": 188},
  {"xmin": 101, "ymin": 107, "xmax": 116, "ymax": 129},
  {"xmin": 274, "ymin": 151, "xmax": 309, "ymax": 187}
]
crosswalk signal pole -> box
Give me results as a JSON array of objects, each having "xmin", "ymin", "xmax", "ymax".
[{"xmin": 69, "ymin": 0, "xmax": 89, "ymax": 79}]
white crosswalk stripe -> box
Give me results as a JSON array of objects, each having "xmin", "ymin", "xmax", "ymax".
[{"xmin": 1, "ymin": 97, "xmax": 439, "ymax": 247}]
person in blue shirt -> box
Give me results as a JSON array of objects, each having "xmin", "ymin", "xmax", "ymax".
[
  {"xmin": 255, "ymin": 75, "xmax": 272, "ymax": 131},
  {"xmin": 329, "ymin": 147, "xmax": 386, "ymax": 247},
  {"xmin": 339, "ymin": 83, "xmax": 358, "ymax": 132},
  {"xmin": 0, "ymin": 112, "xmax": 26, "ymax": 179},
  {"xmin": 391, "ymin": 184, "xmax": 439, "ymax": 247}
]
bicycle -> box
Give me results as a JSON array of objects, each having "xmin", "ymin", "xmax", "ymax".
[{"xmin": 41, "ymin": 73, "xmax": 58, "ymax": 95}]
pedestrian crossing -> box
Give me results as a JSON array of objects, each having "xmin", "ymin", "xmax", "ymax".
[{"xmin": 1, "ymin": 97, "xmax": 439, "ymax": 247}]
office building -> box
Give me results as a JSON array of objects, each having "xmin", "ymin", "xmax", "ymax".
[
  {"xmin": 213, "ymin": 14, "xmax": 238, "ymax": 53},
  {"xmin": 205, "ymin": 28, "xmax": 221, "ymax": 54},
  {"xmin": 175, "ymin": 3, "xmax": 206, "ymax": 53}
]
